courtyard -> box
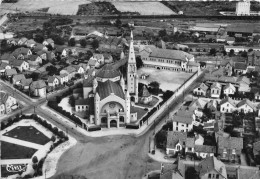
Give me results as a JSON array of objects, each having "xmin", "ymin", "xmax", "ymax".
[{"xmin": 137, "ymin": 67, "xmax": 194, "ymax": 91}]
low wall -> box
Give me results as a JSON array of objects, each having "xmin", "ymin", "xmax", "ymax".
[{"xmin": 139, "ymin": 68, "xmax": 204, "ymax": 126}]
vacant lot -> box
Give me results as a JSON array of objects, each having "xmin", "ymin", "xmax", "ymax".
[
  {"xmin": 137, "ymin": 67, "xmax": 193, "ymax": 91},
  {"xmin": 112, "ymin": 2, "xmax": 175, "ymax": 15},
  {"xmin": 3, "ymin": 126, "xmax": 50, "ymax": 145},
  {"xmin": 1, "ymin": 141, "xmax": 37, "ymax": 159}
]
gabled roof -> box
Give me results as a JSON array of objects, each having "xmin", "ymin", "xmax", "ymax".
[
  {"xmin": 166, "ymin": 131, "xmax": 187, "ymax": 149},
  {"xmin": 237, "ymin": 76, "xmax": 250, "ymax": 85},
  {"xmin": 48, "ymin": 76, "xmax": 58, "ymax": 83},
  {"xmin": 172, "ymin": 109, "xmax": 194, "ymax": 124},
  {"xmin": 30, "ymin": 80, "xmax": 46, "ymax": 90},
  {"xmin": 97, "ymin": 80, "xmax": 125, "ymax": 100},
  {"xmin": 223, "ymin": 83, "xmax": 236, "ymax": 91},
  {"xmin": 13, "ymin": 74, "xmax": 25, "ymax": 82},
  {"xmin": 61, "ymin": 66, "xmax": 76, "ymax": 74},
  {"xmin": 34, "ymin": 43, "xmax": 45, "ymax": 51},
  {"xmin": 21, "ymin": 78, "xmax": 32, "ymax": 86},
  {"xmin": 83, "ymin": 76, "xmax": 94, "ymax": 88},
  {"xmin": 219, "ymin": 97, "xmax": 236, "ymax": 107},
  {"xmin": 139, "ymin": 85, "xmax": 151, "ymax": 97},
  {"xmin": 195, "ymin": 83, "xmax": 208, "ymax": 91},
  {"xmin": 5, "ymin": 69, "xmax": 17, "ymax": 76},
  {"xmin": 0, "ymin": 91, "xmax": 10, "ymax": 104},
  {"xmin": 46, "ymin": 38, "xmax": 54, "ymax": 44},
  {"xmin": 28, "ymin": 55, "xmax": 40, "ymax": 61},
  {"xmin": 237, "ymin": 99, "xmax": 255, "ymax": 110},
  {"xmin": 11, "ymin": 60, "xmax": 26, "ymax": 67},
  {"xmin": 218, "ymin": 136, "xmax": 243, "ymax": 150},
  {"xmin": 75, "ymin": 98, "xmax": 91, "ymax": 106},
  {"xmin": 211, "ymin": 82, "xmax": 221, "ymax": 90},
  {"xmin": 13, "ymin": 47, "xmax": 31, "ymax": 58},
  {"xmin": 37, "ymin": 50, "xmax": 47, "ymax": 56},
  {"xmin": 96, "ymin": 64, "xmax": 121, "ymax": 79},
  {"xmin": 26, "ymin": 39, "xmax": 36, "ymax": 45},
  {"xmin": 234, "ymin": 62, "xmax": 247, "ymax": 70},
  {"xmin": 188, "ymin": 98, "xmax": 207, "ymax": 110},
  {"xmin": 195, "ymin": 145, "xmax": 216, "ymax": 153},
  {"xmin": 198, "ymin": 156, "xmax": 227, "ymax": 178}
]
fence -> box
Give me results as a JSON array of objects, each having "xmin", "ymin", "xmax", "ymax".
[{"xmin": 139, "ymin": 68, "xmax": 204, "ymax": 127}]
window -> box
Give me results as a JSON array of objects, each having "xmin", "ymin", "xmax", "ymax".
[
  {"xmin": 176, "ymin": 127, "xmax": 178, "ymax": 131},
  {"xmin": 186, "ymin": 124, "xmax": 189, "ymax": 127},
  {"xmin": 208, "ymin": 174, "xmax": 211, "ymax": 179},
  {"xmin": 216, "ymin": 174, "xmax": 219, "ymax": 179}
]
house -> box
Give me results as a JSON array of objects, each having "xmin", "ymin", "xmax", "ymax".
[
  {"xmin": 187, "ymin": 98, "xmax": 207, "ymax": 117},
  {"xmin": 206, "ymin": 100, "xmax": 218, "ymax": 112},
  {"xmin": 223, "ymin": 83, "xmax": 236, "ymax": 96},
  {"xmin": 198, "ymin": 156, "xmax": 227, "ymax": 179},
  {"xmin": 185, "ymin": 134, "xmax": 204, "ymax": 153},
  {"xmin": 12, "ymin": 47, "xmax": 32, "ymax": 59},
  {"xmin": 55, "ymin": 46, "xmax": 67, "ymax": 57},
  {"xmin": 42, "ymin": 38, "xmax": 54, "ymax": 48},
  {"xmin": 217, "ymin": 136, "xmax": 243, "ymax": 162},
  {"xmin": 5, "ymin": 69, "xmax": 17, "ymax": 78},
  {"xmin": 185, "ymin": 61, "xmax": 200, "ymax": 73},
  {"xmin": 234, "ymin": 62, "xmax": 247, "ymax": 75},
  {"xmin": 251, "ymin": 88, "xmax": 260, "ymax": 101},
  {"xmin": 47, "ymin": 76, "xmax": 60, "ymax": 88},
  {"xmin": 160, "ymin": 162, "xmax": 184, "ymax": 179},
  {"xmin": 237, "ymin": 99, "xmax": 255, "ymax": 113},
  {"xmin": 237, "ymin": 76, "xmax": 250, "ymax": 93},
  {"xmin": 172, "ymin": 109, "xmax": 195, "ymax": 132},
  {"xmin": 17, "ymin": 37, "xmax": 28, "ymax": 46},
  {"xmin": 220, "ymin": 97, "xmax": 237, "ymax": 113},
  {"xmin": 139, "ymin": 85, "xmax": 152, "ymax": 104},
  {"xmin": 211, "ymin": 82, "xmax": 222, "ymax": 98},
  {"xmin": 74, "ymin": 65, "xmax": 85, "ymax": 74},
  {"xmin": 193, "ymin": 83, "xmax": 208, "ymax": 96},
  {"xmin": 253, "ymin": 141, "xmax": 260, "ymax": 159},
  {"xmin": 27, "ymin": 55, "xmax": 42, "ymax": 66},
  {"xmin": 12, "ymin": 74, "xmax": 25, "ymax": 85},
  {"xmin": 11, "ymin": 60, "xmax": 29, "ymax": 72},
  {"xmin": 25, "ymin": 39, "xmax": 36, "ymax": 48},
  {"xmin": 29, "ymin": 80, "xmax": 47, "ymax": 98},
  {"xmin": 60, "ymin": 66, "xmax": 77, "ymax": 80},
  {"xmin": 247, "ymin": 51, "xmax": 260, "ymax": 66},
  {"xmin": 0, "ymin": 91, "xmax": 18, "ymax": 115},
  {"xmin": 57, "ymin": 73, "xmax": 69, "ymax": 85},
  {"xmin": 20, "ymin": 78, "xmax": 32, "ymax": 90},
  {"xmin": 166, "ymin": 131, "xmax": 187, "ymax": 155},
  {"xmin": 37, "ymin": 51, "xmax": 47, "ymax": 61},
  {"xmin": 75, "ymin": 99, "xmax": 90, "ymax": 112},
  {"xmin": 225, "ymin": 36, "xmax": 235, "ymax": 45},
  {"xmin": 7, "ymin": 38, "xmax": 18, "ymax": 46},
  {"xmin": 195, "ymin": 145, "xmax": 216, "ymax": 159},
  {"xmin": 0, "ymin": 62, "xmax": 11, "ymax": 75},
  {"xmin": 34, "ymin": 43, "xmax": 47, "ymax": 52}
]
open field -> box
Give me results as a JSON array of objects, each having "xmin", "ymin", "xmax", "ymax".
[
  {"xmin": 1, "ymin": 0, "xmax": 91, "ymax": 15},
  {"xmin": 1, "ymin": 141, "xmax": 37, "ymax": 159},
  {"xmin": 3, "ymin": 126, "xmax": 50, "ymax": 145},
  {"xmin": 112, "ymin": 2, "xmax": 176, "ymax": 15},
  {"xmin": 137, "ymin": 67, "xmax": 193, "ymax": 91}
]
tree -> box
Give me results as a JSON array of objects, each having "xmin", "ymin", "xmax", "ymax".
[
  {"xmin": 92, "ymin": 39, "xmax": 99, "ymax": 49},
  {"xmin": 30, "ymin": 72, "xmax": 39, "ymax": 81},
  {"xmin": 148, "ymin": 81, "xmax": 160, "ymax": 95},
  {"xmin": 209, "ymin": 48, "xmax": 216, "ymax": 56},
  {"xmin": 229, "ymin": 49, "xmax": 235, "ymax": 57},
  {"xmin": 68, "ymin": 38, "xmax": 76, "ymax": 47},
  {"xmin": 32, "ymin": 156, "xmax": 38, "ymax": 163},
  {"xmin": 69, "ymin": 95, "xmax": 75, "ymax": 107},
  {"xmin": 80, "ymin": 39, "xmax": 87, "ymax": 47},
  {"xmin": 46, "ymin": 44, "xmax": 53, "ymax": 51},
  {"xmin": 115, "ymin": 18, "xmax": 122, "ymax": 28},
  {"xmin": 136, "ymin": 56, "xmax": 143, "ymax": 69},
  {"xmin": 34, "ymin": 34, "xmax": 44, "ymax": 43},
  {"xmin": 158, "ymin": 29, "xmax": 167, "ymax": 37},
  {"xmin": 46, "ymin": 65, "xmax": 57, "ymax": 75}
]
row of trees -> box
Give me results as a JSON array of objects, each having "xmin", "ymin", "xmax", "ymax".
[{"xmin": 68, "ymin": 38, "xmax": 99, "ymax": 49}]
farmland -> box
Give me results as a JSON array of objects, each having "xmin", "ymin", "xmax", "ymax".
[{"xmin": 111, "ymin": 2, "xmax": 176, "ymax": 15}]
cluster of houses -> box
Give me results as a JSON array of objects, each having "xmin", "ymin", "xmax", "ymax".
[
  {"xmin": 0, "ymin": 91, "xmax": 18, "ymax": 115},
  {"xmin": 0, "ymin": 36, "xmax": 123, "ymax": 98}
]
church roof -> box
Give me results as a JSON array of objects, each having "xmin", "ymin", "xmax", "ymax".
[
  {"xmin": 140, "ymin": 85, "xmax": 151, "ymax": 97},
  {"xmin": 96, "ymin": 64, "xmax": 121, "ymax": 79},
  {"xmin": 97, "ymin": 80, "xmax": 125, "ymax": 100}
]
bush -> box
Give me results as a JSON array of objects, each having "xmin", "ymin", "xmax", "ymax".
[
  {"xmin": 32, "ymin": 156, "xmax": 38, "ymax": 163},
  {"xmin": 51, "ymin": 136, "xmax": 56, "ymax": 142},
  {"xmin": 88, "ymin": 126, "xmax": 102, "ymax": 131},
  {"xmin": 125, "ymin": 124, "xmax": 139, "ymax": 129}
]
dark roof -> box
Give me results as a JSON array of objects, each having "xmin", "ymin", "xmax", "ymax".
[
  {"xmin": 166, "ymin": 131, "xmax": 187, "ymax": 148},
  {"xmin": 28, "ymin": 55, "xmax": 40, "ymax": 61},
  {"xmin": 21, "ymin": 78, "xmax": 32, "ymax": 86},
  {"xmin": 227, "ymin": 24, "xmax": 254, "ymax": 34},
  {"xmin": 5, "ymin": 69, "xmax": 17, "ymax": 76},
  {"xmin": 139, "ymin": 85, "xmax": 151, "ymax": 97},
  {"xmin": 195, "ymin": 145, "xmax": 216, "ymax": 153},
  {"xmin": 218, "ymin": 136, "xmax": 243, "ymax": 150},
  {"xmin": 237, "ymin": 99, "xmax": 255, "ymax": 109},
  {"xmin": 48, "ymin": 76, "xmax": 58, "ymax": 83},
  {"xmin": 219, "ymin": 97, "xmax": 236, "ymax": 107},
  {"xmin": 96, "ymin": 64, "xmax": 121, "ymax": 79},
  {"xmin": 83, "ymin": 77, "xmax": 94, "ymax": 87},
  {"xmin": 73, "ymin": 88, "xmax": 83, "ymax": 94},
  {"xmin": 75, "ymin": 99, "xmax": 90, "ymax": 106},
  {"xmin": 97, "ymin": 80, "xmax": 125, "ymax": 100},
  {"xmin": 234, "ymin": 62, "xmax": 247, "ymax": 70},
  {"xmin": 30, "ymin": 80, "xmax": 46, "ymax": 90},
  {"xmin": 186, "ymin": 137, "xmax": 195, "ymax": 148},
  {"xmin": 11, "ymin": 60, "xmax": 26, "ymax": 67}
]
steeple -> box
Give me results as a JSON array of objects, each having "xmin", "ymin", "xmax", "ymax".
[{"xmin": 128, "ymin": 31, "xmax": 136, "ymax": 64}]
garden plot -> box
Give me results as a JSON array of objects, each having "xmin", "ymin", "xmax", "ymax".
[
  {"xmin": 112, "ymin": 2, "xmax": 176, "ymax": 15},
  {"xmin": 137, "ymin": 67, "xmax": 193, "ymax": 92}
]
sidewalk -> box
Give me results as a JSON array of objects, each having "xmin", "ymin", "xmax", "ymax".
[
  {"xmin": 1, "ymin": 136, "xmax": 43, "ymax": 150},
  {"xmin": 1, "ymin": 159, "xmax": 31, "ymax": 165}
]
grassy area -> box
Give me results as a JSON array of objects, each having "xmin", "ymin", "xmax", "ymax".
[
  {"xmin": 3, "ymin": 126, "xmax": 50, "ymax": 145},
  {"xmin": 1, "ymin": 141, "xmax": 37, "ymax": 159},
  {"xmin": 131, "ymin": 106, "xmax": 147, "ymax": 121}
]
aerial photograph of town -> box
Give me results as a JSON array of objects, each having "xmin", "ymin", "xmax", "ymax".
[{"xmin": 0, "ymin": 0, "xmax": 260, "ymax": 178}]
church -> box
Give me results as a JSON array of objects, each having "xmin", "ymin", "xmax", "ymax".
[{"xmin": 77, "ymin": 31, "xmax": 139, "ymax": 128}]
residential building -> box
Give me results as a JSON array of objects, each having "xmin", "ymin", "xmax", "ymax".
[
  {"xmin": 172, "ymin": 109, "xmax": 195, "ymax": 132},
  {"xmin": 139, "ymin": 85, "xmax": 152, "ymax": 104},
  {"xmin": 29, "ymin": 80, "xmax": 47, "ymax": 98},
  {"xmin": 237, "ymin": 99, "xmax": 255, "ymax": 113},
  {"xmin": 42, "ymin": 38, "xmax": 54, "ymax": 48},
  {"xmin": 75, "ymin": 99, "xmax": 91, "ymax": 112},
  {"xmin": 217, "ymin": 136, "xmax": 243, "ymax": 162},
  {"xmin": 237, "ymin": 76, "xmax": 251, "ymax": 93},
  {"xmin": 37, "ymin": 51, "xmax": 47, "ymax": 61},
  {"xmin": 253, "ymin": 141, "xmax": 260, "ymax": 159},
  {"xmin": 247, "ymin": 51, "xmax": 260, "ymax": 66},
  {"xmin": 60, "ymin": 66, "xmax": 77, "ymax": 80},
  {"xmin": 166, "ymin": 131, "xmax": 187, "ymax": 155},
  {"xmin": 193, "ymin": 83, "xmax": 208, "ymax": 96},
  {"xmin": 20, "ymin": 78, "xmax": 32, "ymax": 90},
  {"xmin": 236, "ymin": 1, "xmax": 250, "ymax": 16},
  {"xmin": 0, "ymin": 62, "xmax": 11, "ymax": 75},
  {"xmin": 5, "ymin": 69, "xmax": 17, "ymax": 79},
  {"xmin": 220, "ymin": 97, "xmax": 237, "ymax": 113},
  {"xmin": 195, "ymin": 145, "xmax": 216, "ymax": 159},
  {"xmin": 25, "ymin": 39, "xmax": 36, "ymax": 48},
  {"xmin": 234, "ymin": 62, "xmax": 247, "ymax": 75},
  {"xmin": 206, "ymin": 100, "xmax": 218, "ymax": 113},
  {"xmin": 47, "ymin": 76, "xmax": 60, "ymax": 88},
  {"xmin": 187, "ymin": 98, "xmax": 207, "ymax": 117},
  {"xmin": 12, "ymin": 47, "xmax": 32, "ymax": 59},
  {"xmin": 0, "ymin": 91, "xmax": 18, "ymax": 115},
  {"xmin": 12, "ymin": 74, "xmax": 25, "ymax": 85},
  {"xmin": 11, "ymin": 60, "xmax": 29, "ymax": 72},
  {"xmin": 27, "ymin": 55, "xmax": 42, "ymax": 66},
  {"xmin": 198, "ymin": 156, "xmax": 227, "ymax": 179},
  {"xmin": 58, "ymin": 73, "xmax": 69, "ymax": 85},
  {"xmin": 17, "ymin": 37, "xmax": 28, "ymax": 46},
  {"xmin": 225, "ymin": 36, "xmax": 235, "ymax": 45},
  {"xmin": 223, "ymin": 83, "xmax": 236, "ymax": 96},
  {"xmin": 211, "ymin": 82, "xmax": 222, "ymax": 98}
]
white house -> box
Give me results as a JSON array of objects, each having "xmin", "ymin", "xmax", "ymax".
[
  {"xmin": 47, "ymin": 76, "xmax": 60, "ymax": 87},
  {"xmin": 237, "ymin": 99, "xmax": 255, "ymax": 113},
  {"xmin": 211, "ymin": 82, "xmax": 222, "ymax": 98},
  {"xmin": 11, "ymin": 60, "xmax": 29, "ymax": 72},
  {"xmin": 60, "ymin": 66, "xmax": 77, "ymax": 80},
  {"xmin": 57, "ymin": 73, "xmax": 69, "ymax": 85},
  {"xmin": 223, "ymin": 83, "xmax": 236, "ymax": 96},
  {"xmin": 0, "ymin": 91, "xmax": 18, "ymax": 114},
  {"xmin": 30, "ymin": 80, "xmax": 46, "ymax": 98},
  {"xmin": 166, "ymin": 131, "xmax": 187, "ymax": 155},
  {"xmin": 75, "ymin": 99, "xmax": 90, "ymax": 112},
  {"xmin": 195, "ymin": 145, "xmax": 216, "ymax": 159},
  {"xmin": 172, "ymin": 109, "xmax": 195, "ymax": 132},
  {"xmin": 193, "ymin": 83, "xmax": 208, "ymax": 96},
  {"xmin": 12, "ymin": 74, "xmax": 26, "ymax": 85},
  {"xmin": 220, "ymin": 97, "xmax": 237, "ymax": 113}
]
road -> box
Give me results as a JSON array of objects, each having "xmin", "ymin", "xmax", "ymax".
[{"xmin": 0, "ymin": 71, "xmax": 204, "ymax": 179}]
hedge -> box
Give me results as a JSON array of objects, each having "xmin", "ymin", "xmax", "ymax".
[
  {"xmin": 125, "ymin": 124, "xmax": 139, "ymax": 129},
  {"xmin": 88, "ymin": 126, "xmax": 101, "ymax": 132}
]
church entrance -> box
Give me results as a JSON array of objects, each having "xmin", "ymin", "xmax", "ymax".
[{"xmin": 110, "ymin": 120, "xmax": 117, "ymax": 128}]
